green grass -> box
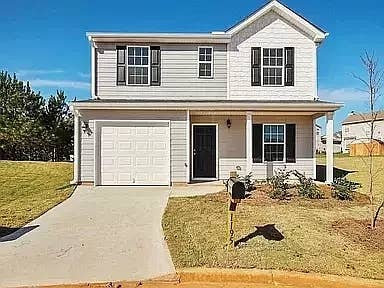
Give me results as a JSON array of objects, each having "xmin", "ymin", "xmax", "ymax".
[
  {"xmin": 163, "ymin": 155, "xmax": 384, "ymax": 279},
  {"xmin": 317, "ymin": 153, "xmax": 384, "ymax": 198},
  {"xmin": 0, "ymin": 161, "xmax": 74, "ymax": 230}
]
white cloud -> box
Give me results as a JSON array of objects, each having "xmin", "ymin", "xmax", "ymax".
[
  {"xmin": 28, "ymin": 79, "xmax": 90, "ymax": 90},
  {"xmin": 16, "ymin": 69, "xmax": 64, "ymax": 77},
  {"xmin": 78, "ymin": 72, "xmax": 90, "ymax": 78},
  {"xmin": 318, "ymin": 88, "xmax": 366, "ymax": 102}
]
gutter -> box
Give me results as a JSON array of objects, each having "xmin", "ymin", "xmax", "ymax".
[
  {"xmin": 72, "ymin": 101, "xmax": 343, "ymax": 112},
  {"xmin": 86, "ymin": 32, "xmax": 232, "ymax": 44}
]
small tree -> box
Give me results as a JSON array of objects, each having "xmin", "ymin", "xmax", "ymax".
[{"xmin": 353, "ymin": 51, "xmax": 384, "ymax": 229}]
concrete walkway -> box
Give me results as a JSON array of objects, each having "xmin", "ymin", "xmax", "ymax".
[
  {"xmin": 170, "ymin": 181, "xmax": 225, "ymax": 198},
  {"xmin": 0, "ymin": 186, "xmax": 175, "ymax": 287}
]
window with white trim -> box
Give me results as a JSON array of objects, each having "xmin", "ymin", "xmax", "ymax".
[
  {"xmin": 198, "ymin": 47, "xmax": 213, "ymax": 78},
  {"xmin": 263, "ymin": 124, "xmax": 285, "ymax": 161},
  {"xmin": 263, "ymin": 48, "xmax": 283, "ymax": 86},
  {"xmin": 127, "ymin": 46, "xmax": 149, "ymax": 85}
]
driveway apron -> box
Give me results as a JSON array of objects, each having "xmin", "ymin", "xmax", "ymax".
[{"xmin": 0, "ymin": 186, "xmax": 175, "ymax": 287}]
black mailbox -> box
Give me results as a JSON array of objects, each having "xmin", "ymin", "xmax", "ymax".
[{"xmin": 227, "ymin": 177, "xmax": 246, "ymax": 200}]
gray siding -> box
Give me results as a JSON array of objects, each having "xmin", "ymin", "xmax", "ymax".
[
  {"xmin": 79, "ymin": 110, "xmax": 187, "ymax": 183},
  {"xmin": 80, "ymin": 120, "xmax": 94, "ymax": 182},
  {"xmin": 96, "ymin": 43, "xmax": 227, "ymax": 100}
]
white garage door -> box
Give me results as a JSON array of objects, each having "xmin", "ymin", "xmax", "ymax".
[{"xmin": 100, "ymin": 122, "xmax": 170, "ymax": 185}]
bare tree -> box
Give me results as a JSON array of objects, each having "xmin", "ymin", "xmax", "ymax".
[{"xmin": 353, "ymin": 51, "xmax": 384, "ymax": 229}]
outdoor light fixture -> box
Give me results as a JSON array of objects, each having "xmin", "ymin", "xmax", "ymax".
[
  {"xmin": 226, "ymin": 119, "xmax": 232, "ymax": 128},
  {"xmin": 81, "ymin": 121, "xmax": 92, "ymax": 135}
]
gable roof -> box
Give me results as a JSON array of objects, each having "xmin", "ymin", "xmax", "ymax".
[
  {"xmin": 225, "ymin": 0, "xmax": 328, "ymax": 43},
  {"xmin": 342, "ymin": 111, "xmax": 384, "ymax": 125}
]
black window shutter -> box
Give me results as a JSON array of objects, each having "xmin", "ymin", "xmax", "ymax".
[
  {"xmin": 284, "ymin": 47, "xmax": 294, "ymax": 86},
  {"xmin": 251, "ymin": 47, "xmax": 261, "ymax": 86},
  {"xmin": 252, "ymin": 124, "xmax": 263, "ymax": 163},
  {"xmin": 150, "ymin": 46, "xmax": 161, "ymax": 86},
  {"xmin": 116, "ymin": 46, "xmax": 126, "ymax": 85},
  {"xmin": 286, "ymin": 124, "xmax": 296, "ymax": 163}
]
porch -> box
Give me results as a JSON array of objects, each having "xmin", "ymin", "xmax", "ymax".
[{"xmin": 187, "ymin": 110, "xmax": 336, "ymax": 183}]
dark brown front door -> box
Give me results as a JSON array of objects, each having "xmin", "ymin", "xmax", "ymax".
[{"xmin": 193, "ymin": 125, "xmax": 216, "ymax": 179}]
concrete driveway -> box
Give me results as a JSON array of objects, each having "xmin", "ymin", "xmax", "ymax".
[{"xmin": 0, "ymin": 186, "xmax": 175, "ymax": 287}]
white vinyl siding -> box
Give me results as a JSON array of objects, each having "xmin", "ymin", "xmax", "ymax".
[
  {"xmin": 229, "ymin": 10, "xmax": 316, "ymax": 100},
  {"xmin": 96, "ymin": 43, "xmax": 227, "ymax": 100}
]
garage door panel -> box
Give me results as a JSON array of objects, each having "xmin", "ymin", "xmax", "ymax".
[
  {"xmin": 100, "ymin": 123, "xmax": 170, "ymax": 185},
  {"xmin": 118, "ymin": 172, "xmax": 133, "ymax": 183},
  {"xmin": 135, "ymin": 157, "xmax": 150, "ymax": 167},
  {"xmin": 153, "ymin": 141, "xmax": 167, "ymax": 151},
  {"xmin": 135, "ymin": 141, "xmax": 150, "ymax": 151},
  {"xmin": 118, "ymin": 141, "xmax": 133, "ymax": 151},
  {"xmin": 118, "ymin": 157, "xmax": 133, "ymax": 167}
]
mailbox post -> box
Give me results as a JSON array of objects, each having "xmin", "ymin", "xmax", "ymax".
[{"xmin": 226, "ymin": 177, "xmax": 246, "ymax": 248}]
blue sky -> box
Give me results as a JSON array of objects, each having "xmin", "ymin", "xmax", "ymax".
[{"xmin": 1, "ymin": 0, "xmax": 383, "ymax": 131}]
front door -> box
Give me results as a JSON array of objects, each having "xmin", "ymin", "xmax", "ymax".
[{"xmin": 193, "ymin": 125, "xmax": 216, "ymax": 179}]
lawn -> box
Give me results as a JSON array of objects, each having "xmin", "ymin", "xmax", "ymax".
[
  {"xmin": 0, "ymin": 161, "xmax": 74, "ymax": 237},
  {"xmin": 163, "ymin": 155, "xmax": 384, "ymax": 280},
  {"xmin": 317, "ymin": 153, "xmax": 384, "ymax": 198}
]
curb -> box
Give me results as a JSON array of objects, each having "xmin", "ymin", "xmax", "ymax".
[{"xmin": 177, "ymin": 268, "xmax": 384, "ymax": 288}]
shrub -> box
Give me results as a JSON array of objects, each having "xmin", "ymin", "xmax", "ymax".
[
  {"xmin": 238, "ymin": 172, "xmax": 255, "ymax": 191},
  {"xmin": 268, "ymin": 169, "xmax": 291, "ymax": 200},
  {"xmin": 292, "ymin": 170, "xmax": 324, "ymax": 199},
  {"xmin": 332, "ymin": 177, "xmax": 360, "ymax": 200}
]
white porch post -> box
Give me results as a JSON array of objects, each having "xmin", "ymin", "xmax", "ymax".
[
  {"xmin": 312, "ymin": 118, "xmax": 317, "ymax": 180},
  {"xmin": 326, "ymin": 112, "xmax": 334, "ymax": 183},
  {"xmin": 246, "ymin": 112, "xmax": 253, "ymax": 174},
  {"xmin": 71, "ymin": 111, "xmax": 81, "ymax": 184},
  {"xmin": 186, "ymin": 110, "xmax": 190, "ymax": 183}
]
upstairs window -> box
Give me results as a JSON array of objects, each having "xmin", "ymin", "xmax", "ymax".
[
  {"xmin": 198, "ymin": 47, "xmax": 213, "ymax": 78},
  {"xmin": 251, "ymin": 47, "xmax": 294, "ymax": 87},
  {"xmin": 263, "ymin": 48, "xmax": 283, "ymax": 86},
  {"xmin": 117, "ymin": 46, "xmax": 161, "ymax": 86},
  {"xmin": 127, "ymin": 47, "xmax": 149, "ymax": 85}
]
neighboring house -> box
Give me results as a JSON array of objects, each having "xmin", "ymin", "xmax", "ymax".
[
  {"xmin": 71, "ymin": 0, "xmax": 342, "ymax": 186},
  {"xmin": 315, "ymin": 124, "xmax": 322, "ymax": 153},
  {"xmin": 342, "ymin": 111, "xmax": 384, "ymax": 153},
  {"xmin": 319, "ymin": 131, "xmax": 342, "ymax": 154}
]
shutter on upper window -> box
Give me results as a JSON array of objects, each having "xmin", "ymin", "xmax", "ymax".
[
  {"xmin": 150, "ymin": 46, "xmax": 161, "ymax": 86},
  {"xmin": 251, "ymin": 47, "xmax": 261, "ymax": 86},
  {"xmin": 252, "ymin": 124, "xmax": 263, "ymax": 163},
  {"xmin": 286, "ymin": 124, "xmax": 296, "ymax": 163},
  {"xmin": 116, "ymin": 46, "xmax": 126, "ymax": 85},
  {"xmin": 284, "ymin": 47, "xmax": 294, "ymax": 86}
]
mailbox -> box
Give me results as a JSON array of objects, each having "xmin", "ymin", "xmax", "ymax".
[{"xmin": 227, "ymin": 177, "xmax": 246, "ymax": 200}]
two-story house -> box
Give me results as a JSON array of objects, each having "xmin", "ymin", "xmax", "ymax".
[{"xmin": 71, "ymin": 0, "xmax": 342, "ymax": 186}]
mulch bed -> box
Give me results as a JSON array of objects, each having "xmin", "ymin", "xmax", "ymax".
[
  {"xmin": 331, "ymin": 219, "xmax": 384, "ymax": 250},
  {"xmin": 207, "ymin": 184, "xmax": 370, "ymax": 209}
]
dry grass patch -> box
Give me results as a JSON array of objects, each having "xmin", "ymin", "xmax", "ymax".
[
  {"xmin": 163, "ymin": 155, "xmax": 384, "ymax": 280},
  {"xmin": 163, "ymin": 192, "xmax": 384, "ymax": 279},
  {"xmin": 0, "ymin": 161, "xmax": 74, "ymax": 237}
]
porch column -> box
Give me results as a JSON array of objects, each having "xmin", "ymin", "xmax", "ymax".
[
  {"xmin": 326, "ymin": 112, "xmax": 334, "ymax": 183},
  {"xmin": 71, "ymin": 111, "xmax": 81, "ymax": 184},
  {"xmin": 312, "ymin": 118, "xmax": 317, "ymax": 180},
  {"xmin": 186, "ymin": 110, "xmax": 190, "ymax": 183},
  {"xmin": 246, "ymin": 112, "xmax": 253, "ymax": 174}
]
